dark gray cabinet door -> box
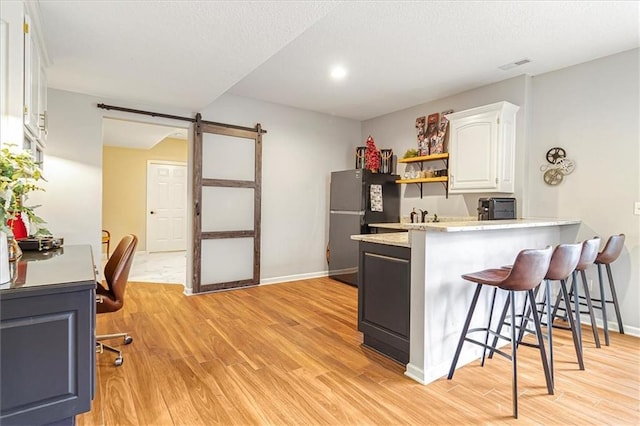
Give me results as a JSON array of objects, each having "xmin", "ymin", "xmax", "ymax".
[
  {"xmin": 1, "ymin": 285, "xmax": 95, "ymax": 425},
  {"xmin": 358, "ymin": 242, "xmax": 410, "ymax": 364}
]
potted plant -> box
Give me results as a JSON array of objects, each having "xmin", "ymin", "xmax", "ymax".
[{"xmin": 1, "ymin": 144, "xmax": 49, "ymax": 284}]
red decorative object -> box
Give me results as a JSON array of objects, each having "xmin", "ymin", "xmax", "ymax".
[
  {"xmin": 8, "ymin": 213, "xmax": 28, "ymax": 239},
  {"xmin": 364, "ymin": 135, "xmax": 381, "ymax": 173}
]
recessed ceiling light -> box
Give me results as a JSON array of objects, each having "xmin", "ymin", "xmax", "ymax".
[{"xmin": 330, "ymin": 65, "xmax": 348, "ymax": 80}]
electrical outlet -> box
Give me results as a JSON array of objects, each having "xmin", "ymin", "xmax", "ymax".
[{"xmin": 635, "ymin": 202, "xmax": 640, "ymax": 215}]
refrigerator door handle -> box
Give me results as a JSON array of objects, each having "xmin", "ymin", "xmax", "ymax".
[{"xmin": 330, "ymin": 210, "xmax": 365, "ymax": 215}]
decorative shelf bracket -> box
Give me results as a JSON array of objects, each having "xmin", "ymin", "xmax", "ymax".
[{"xmin": 396, "ymin": 153, "xmax": 449, "ymax": 199}]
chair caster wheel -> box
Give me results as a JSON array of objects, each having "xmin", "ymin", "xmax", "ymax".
[
  {"xmin": 114, "ymin": 357, "xmax": 123, "ymax": 367},
  {"xmin": 124, "ymin": 336, "xmax": 133, "ymax": 345}
]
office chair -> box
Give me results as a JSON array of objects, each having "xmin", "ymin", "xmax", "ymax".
[{"xmin": 96, "ymin": 234, "xmax": 138, "ymax": 366}]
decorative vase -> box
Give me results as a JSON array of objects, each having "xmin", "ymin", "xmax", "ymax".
[
  {"xmin": 1, "ymin": 231, "xmax": 10, "ymax": 285},
  {"xmin": 7, "ymin": 212, "xmax": 28, "ymax": 239},
  {"xmin": 7, "ymin": 236, "xmax": 22, "ymax": 261}
]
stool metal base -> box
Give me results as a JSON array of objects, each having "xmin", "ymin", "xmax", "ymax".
[{"xmin": 448, "ymin": 284, "xmax": 553, "ymax": 419}]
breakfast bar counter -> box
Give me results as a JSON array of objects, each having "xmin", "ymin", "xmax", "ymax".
[
  {"xmin": 350, "ymin": 232, "xmax": 409, "ymax": 248},
  {"xmin": 369, "ymin": 217, "xmax": 581, "ymax": 233},
  {"xmin": 355, "ymin": 218, "xmax": 581, "ymax": 384}
]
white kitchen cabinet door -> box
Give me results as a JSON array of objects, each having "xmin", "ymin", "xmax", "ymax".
[
  {"xmin": 37, "ymin": 63, "xmax": 46, "ymax": 143},
  {"xmin": 448, "ymin": 101, "xmax": 519, "ymax": 193},
  {"xmin": 23, "ymin": 14, "xmax": 40, "ymax": 139}
]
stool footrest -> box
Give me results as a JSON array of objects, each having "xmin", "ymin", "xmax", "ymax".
[
  {"xmin": 467, "ymin": 326, "xmax": 510, "ymax": 341},
  {"xmin": 464, "ymin": 337, "xmax": 513, "ymax": 361},
  {"xmin": 577, "ymin": 294, "xmax": 614, "ymax": 305}
]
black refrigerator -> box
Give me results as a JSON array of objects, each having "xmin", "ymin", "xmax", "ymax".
[{"xmin": 328, "ymin": 169, "xmax": 400, "ymax": 286}]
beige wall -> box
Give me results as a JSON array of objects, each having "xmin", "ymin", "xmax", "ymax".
[{"xmin": 102, "ymin": 137, "xmax": 187, "ymax": 254}]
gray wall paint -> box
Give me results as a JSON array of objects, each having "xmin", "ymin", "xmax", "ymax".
[
  {"xmin": 529, "ymin": 48, "xmax": 639, "ymax": 330},
  {"xmin": 36, "ymin": 89, "xmax": 104, "ymax": 259},
  {"xmin": 199, "ymin": 94, "xmax": 360, "ymax": 282},
  {"xmin": 361, "ymin": 75, "xmax": 529, "ymax": 220},
  {"xmin": 362, "ymin": 49, "xmax": 639, "ymax": 332},
  {"xmin": 41, "ymin": 89, "xmax": 195, "ymax": 263},
  {"xmin": 40, "ymin": 90, "xmax": 359, "ymax": 285}
]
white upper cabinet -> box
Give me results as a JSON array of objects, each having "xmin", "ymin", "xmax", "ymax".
[
  {"xmin": 23, "ymin": 13, "xmax": 46, "ymax": 141},
  {"xmin": 447, "ymin": 101, "xmax": 519, "ymax": 193},
  {"xmin": 37, "ymin": 62, "xmax": 47, "ymax": 144}
]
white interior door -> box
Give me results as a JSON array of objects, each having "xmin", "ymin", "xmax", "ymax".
[{"xmin": 147, "ymin": 161, "xmax": 187, "ymax": 253}]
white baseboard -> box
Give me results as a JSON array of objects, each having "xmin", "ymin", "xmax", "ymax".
[
  {"xmin": 583, "ymin": 317, "xmax": 639, "ymax": 338},
  {"xmin": 182, "ymin": 271, "xmax": 330, "ymax": 296},
  {"xmin": 260, "ymin": 270, "xmax": 328, "ymax": 286}
]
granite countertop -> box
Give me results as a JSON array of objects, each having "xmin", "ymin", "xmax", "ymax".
[
  {"xmin": 350, "ymin": 232, "xmax": 410, "ymax": 248},
  {"xmin": 370, "ymin": 218, "xmax": 581, "ymax": 233}
]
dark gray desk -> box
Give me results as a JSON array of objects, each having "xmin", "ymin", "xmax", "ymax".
[{"xmin": 1, "ymin": 245, "xmax": 96, "ymax": 425}]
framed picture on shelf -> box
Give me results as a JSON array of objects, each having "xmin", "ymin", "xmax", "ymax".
[
  {"xmin": 415, "ymin": 116, "xmax": 427, "ymax": 155},
  {"xmin": 430, "ymin": 109, "xmax": 453, "ymax": 154},
  {"xmin": 425, "ymin": 113, "xmax": 439, "ymax": 154}
]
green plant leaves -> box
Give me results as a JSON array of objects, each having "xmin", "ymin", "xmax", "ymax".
[{"xmin": 0, "ymin": 144, "xmax": 48, "ymax": 236}]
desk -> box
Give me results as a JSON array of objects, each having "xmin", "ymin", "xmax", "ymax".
[{"xmin": 0, "ymin": 245, "xmax": 96, "ymax": 425}]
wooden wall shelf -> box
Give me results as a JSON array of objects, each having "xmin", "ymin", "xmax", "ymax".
[
  {"xmin": 395, "ymin": 176, "xmax": 448, "ymax": 184},
  {"xmin": 397, "ymin": 153, "xmax": 449, "ymax": 198},
  {"xmin": 398, "ymin": 153, "xmax": 449, "ymax": 163}
]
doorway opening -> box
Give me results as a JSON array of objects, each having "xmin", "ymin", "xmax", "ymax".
[{"xmin": 101, "ymin": 117, "xmax": 189, "ymax": 286}]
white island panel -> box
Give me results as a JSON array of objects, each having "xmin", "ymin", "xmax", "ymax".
[{"xmin": 405, "ymin": 221, "xmax": 580, "ymax": 384}]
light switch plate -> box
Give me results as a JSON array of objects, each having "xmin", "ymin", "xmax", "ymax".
[{"xmin": 635, "ymin": 202, "xmax": 640, "ymax": 215}]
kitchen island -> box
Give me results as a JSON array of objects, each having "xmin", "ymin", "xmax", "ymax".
[{"xmin": 353, "ymin": 218, "xmax": 580, "ymax": 385}]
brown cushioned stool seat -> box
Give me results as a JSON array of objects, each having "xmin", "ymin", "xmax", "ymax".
[
  {"xmin": 447, "ymin": 246, "xmax": 554, "ymax": 419},
  {"xmin": 592, "ymin": 234, "xmax": 625, "ymax": 345},
  {"xmin": 552, "ymin": 237, "xmax": 602, "ymax": 348},
  {"xmin": 509, "ymin": 243, "xmax": 583, "ymax": 383}
]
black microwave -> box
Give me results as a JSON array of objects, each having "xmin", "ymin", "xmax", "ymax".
[{"xmin": 477, "ymin": 197, "xmax": 517, "ymax": 220}]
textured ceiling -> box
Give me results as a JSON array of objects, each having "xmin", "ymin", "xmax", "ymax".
[
  {"xmin": 102, "ymin": 118, "xmax": 187, "ymax": 149},
  {"xmin": 38, "ymin": 0, "xmax": 639, "ymax": 125},
  {"xmin": 39, "ymin": 0, "xmax": 339, "ymax": 111},
  {"xmin": 229, "ymin": 1, "xmax": 640, "ymax": 120}
]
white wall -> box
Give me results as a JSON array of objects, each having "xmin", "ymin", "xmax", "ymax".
[
  {"xmin": 362, "ymin": 75, "xmax": 529, "ymax": 220},
  {"xmin": 199, "ymin": 93, "xmax": 360, "ymax": 283},
  {"xmin": 35, "ymin": 89, "xmax": 103, "ymax": 258},
  {"xmin": 39, "ymin": 88, "xmax": 193, "ymax": 262},
  {"xmin": 529, "ymin": 48, "xmax": 640, "ymax": 332}
]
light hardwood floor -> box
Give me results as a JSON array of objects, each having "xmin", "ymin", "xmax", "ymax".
[{"xmin": 79, "ymin": 278, "xmax": 640, "ymax": 425}]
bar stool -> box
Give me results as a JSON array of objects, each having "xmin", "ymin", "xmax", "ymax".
[
  {"xmin": 552, "ymin": 237, "xmax": 602, "ymax": 348},
  {"xmin": 497, "ymin": 243, "xmax": 582, "ymax": 384},
  {"xmin": 593, "ymin": 234, "xmax": 625, "ymax": 345},
  {"xmin": 538, "ymin": 244, "xmax": 583, "ymax": 377},
  {"xmin": 447, "ymin": 246, "xmax": 553, "ymax": 419}
]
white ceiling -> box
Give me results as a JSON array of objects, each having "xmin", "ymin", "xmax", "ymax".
[
  {"xmin": 102, "ymin": 118, "xmax": 187, "ymax": 149},
  {"xmin": 37, "ymin": 0, "xmax": 639, "ymax": 145}
]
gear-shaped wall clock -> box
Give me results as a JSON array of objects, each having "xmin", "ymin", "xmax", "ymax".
[{"xmin": 540, "ymin": 147, "xmax": 576, "ymax": 186}]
